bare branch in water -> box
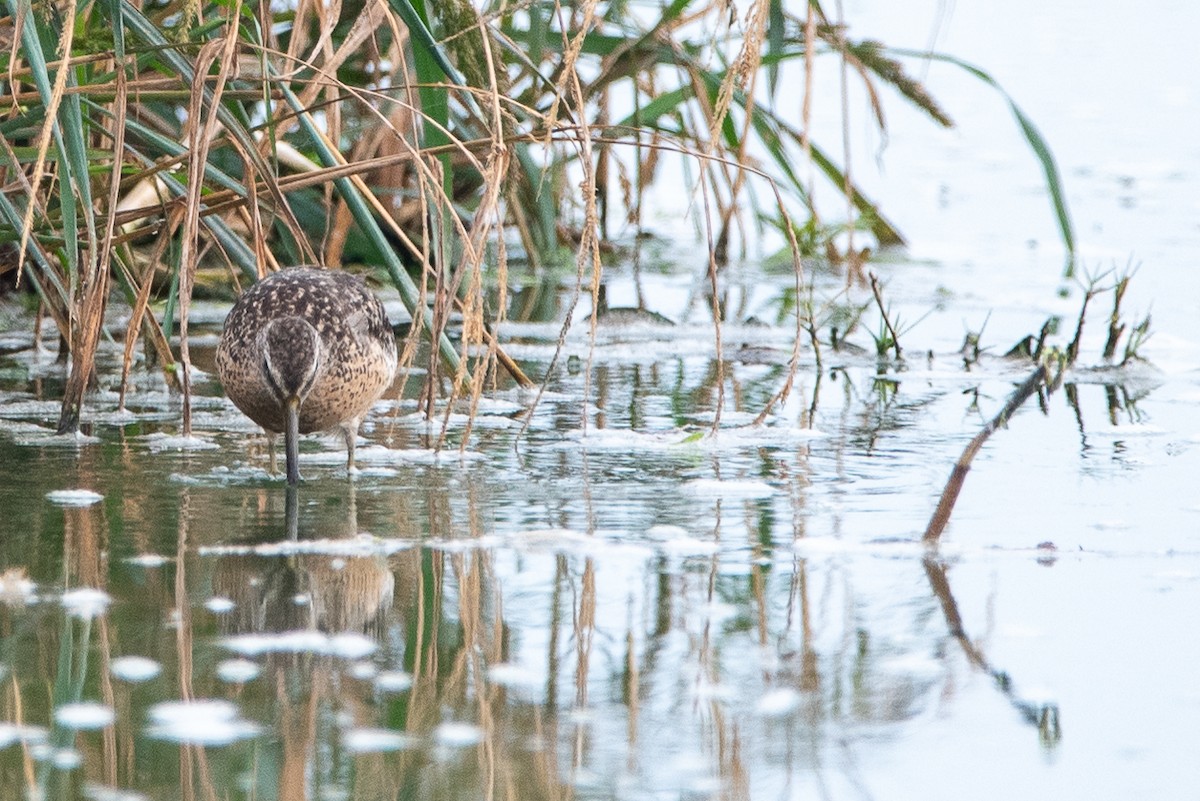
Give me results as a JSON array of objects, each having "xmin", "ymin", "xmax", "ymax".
[{"xmin": 923, "ymin": 362, "xmax": 1055, "ymax": 544}]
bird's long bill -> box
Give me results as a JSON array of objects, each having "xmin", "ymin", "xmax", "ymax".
[{"xmin": 285, "ymin": 397, "xmax": 302, "ymax": 485}]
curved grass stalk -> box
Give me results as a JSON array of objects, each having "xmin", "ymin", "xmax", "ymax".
[{"xmin": 889, "ymin": 47, "xmax": 1076, "ymax": 264}]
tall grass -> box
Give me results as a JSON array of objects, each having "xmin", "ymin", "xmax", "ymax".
[{"xmin": 0, "ymin": 0, "xmax": 1074, "ymax": 430}]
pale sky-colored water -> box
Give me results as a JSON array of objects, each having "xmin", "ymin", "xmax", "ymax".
[{"xmin": 1, "ymin": 4, "xmax": 1197, "ymax": 799}]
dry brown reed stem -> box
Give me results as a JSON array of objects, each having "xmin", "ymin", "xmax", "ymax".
[
  {"xmin": 1066, "ymin": 281, "xmax": 1099, "ymax": 366},
  {"xmin": 296, "ymin": 0, "xmax": 391, "ymax": 103},
  {"xmin": 112, "ymin": 127, "xmax": 791, "ymax": 233},
  {"xmin": 44, "ymin": 0, "xmax": 107, "ymax": 433},
  {"xmin": 177, "ymin": 28, "xmax": 240, "ymax": 438},
  {"xmin": 101, "ymin": 41, "xmax": 129, "ymax": 324},
  {"xmin": 711, "ymin": 0, "xmax": 771, "ymax": 257},
  {"xmin": 750, "ymin": 210, "xmax": 808, "ymax": 425},
  {"xmin": 458, "ymin": 21, "xmax": 516, "ymax": 440},
  {"xmin": 434, "ymin": 151, "xmax": 515, "ymax": 439},
  {"xmin": 1103, "ymin": 275, "xmax": 1130, "ymax": 361},
  {"xmin": 422, "ymin": 163, "xmax": 451, "ymax": 417},
  {"xmin": 834, "ymin": 1, "xmax": 856, "ymax": 279},
  {"xmin": 14, "ymin": 0, "xmax": 77, "ymax": 283},
  {"xmin": 922, "ymin": 363, "xmax": 1051, "ymax": 544},
  {"xmin": 116, "ymin": 227, "xmax": 184, "ymax": 408},
  {"xmin": 542, "ymin": 0, "xmax": 599, "ymax": 137},
  {"xmin": 2, "ymin": 49, "xmax": 131, "ymax": 80},
  {"xmin": 801, "ymin": 1, "xmax": 817, "ymax": 194},
  {"xmin": 0, "ymin": 84, "xmax": 284, "ymax": 103},
  {"xmin": 8, "ymin": 673, "xmax": 36, "ymax": 789},
  {"xmin": 545, "ymin": 0, "xmax": 604, "ymax": 438},
  {"xmin": 56, "ymin": 266, "xmax": 110, "ymax": 433},
  {"xmin": 697, "ymin": 171, "xmax": 727, "ymax": 431}
]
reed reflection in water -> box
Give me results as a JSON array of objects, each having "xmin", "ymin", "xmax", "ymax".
[{"xmin": 0, "ymin": 431, "xmax": 1059, "ymax": 800}]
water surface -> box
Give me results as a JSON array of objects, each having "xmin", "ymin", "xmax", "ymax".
[{"xmin": 1, "ymin": 2, "xmax": 1199, "ymax": 798}]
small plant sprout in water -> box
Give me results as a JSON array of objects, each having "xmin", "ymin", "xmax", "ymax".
[
  {"xmin": 1121, "ymin": 314, "xmax": 1152, "ymax": 365},
  {"xmin": 960, "ymin": 312, "xmax": 991, "ymax": 368},
  {"xmin": 1060, "ymin": 264, "xmax": 1154, "ymax": 371},
  {"xmin": 867, "ymin": 272, "xmax": 930, "ymax": 363},
  {"xmin": 1100, "ymin": 266, "xmax": 1152, "ymax": 365}
]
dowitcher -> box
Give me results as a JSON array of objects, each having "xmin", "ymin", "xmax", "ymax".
[{"xmin": 216, "ymin": 267, "xmax": 397, "ymax": 484}]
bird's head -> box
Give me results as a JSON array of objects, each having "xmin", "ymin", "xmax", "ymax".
[{"xmin": 260, "ymin": 316, "xmax": 322, "ymax": 406}]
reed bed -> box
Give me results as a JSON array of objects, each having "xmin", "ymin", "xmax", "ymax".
[{"xmin": 0, "ymin": 0, "xmax": 1074, "ymax": 429}]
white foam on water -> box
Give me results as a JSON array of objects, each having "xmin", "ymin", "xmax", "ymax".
[
  {"xmin": 145, "ymin": 700, "xmax": 260, "ymax": 745},
  {"xmin": 0, "ymin": 722, "xmax": 46, "ymax": 748},
  {"xmin": 566, "ymin": 427, "xmax": 703, "ymax": 451},
  {"xmin": 683, "ymin": 478, "xmax": 778, "ymax": 499},
  {"xmin": 51, "ymin": 748, "xmax": 82, "ymax": 769},
  {"xmin": 434, "ymin": 722, "xmax": 484, "ymax": 748},
  {"xmin": 0, "ymin": 569, "xmax": 36, "ymax": 604},
  {"xmin": 204, "ymin": 597, "xmax": 236, "ymax": 613},
  {"xmin": 82, "ymin": 782, "xmax": 149, "ymax": 801},
  {"xmin": 45, "ymin": 489, "xmax": 104, "ymax": 507},
  {"xmin": 343, "ymin": 727, "xmax": 417, "ymax": 753},
  {"xmin": 61, "ymin": 588, "xmax": 111, "ymax": 619},
  {"xmin": 1085, "ymin": 423, "xmax": 1167, "ymax": 438},
  {"xmin": 660, "ymin": 537, "xmax": 720, "ymax": 557},
  {"xmin": 143, "ymin": 433, "xmax": 220, "ymax": 452},
  {"xmin": 0, "ymin": 399, "xmax": 61, "ymax": 419},
  {"xmin": 200, "ymin": 534, "xmax": 412, "ymax": 558},
  {"xmin": 216, "ymin": 659, "xmax": 261, "ymax": 684},
  {"xmin": 426, "ymin": 535, "xmax": 503, "ymax": 552},
  {"xmin": 755, "ymin": 687, "xmax": 802, "ymax": 717},
  {"xmin": 563, "ymin": 424, "xmax": 826, "ymax": 454},
  {"xmin": 17, "ymin": 430, "xmax": 101, "ymax": 447},
  {"xmin": 223, "ymin": 630, "xmax": 378, "ymax": 659},
  {"xmin": 125, "ymin": 554, "xmax": 170, "ymax": 568},
  {"xmin": 110, "ymin": 656, "xmax": 161, "ymax": 683},
  {"xmin": 349, "ymin": 661, "xmax": 377, "ymax": 680},
  {"xmin": 645, "ymin": 524, "xmax": 691, "ymax": 541},
  {"xmin": 54, "ymin": 702, "xmax": 116, "ymax": 730},
  {"xmin": 304, "ymin": 444, "xmax": 484, "ymax": 466},
  {"xmin": 374, "ymin": 671, "xmax": 414, "ymax": 693},
  {"xmin": 486, "ymin": 663, "xmax": 541, "ymax": 690}
]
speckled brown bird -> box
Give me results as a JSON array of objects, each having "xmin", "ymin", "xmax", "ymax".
[{"xmin": 216, "ymin": 267, "xmax": 397, "ymax": 484}]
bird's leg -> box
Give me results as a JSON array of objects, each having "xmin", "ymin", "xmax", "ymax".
[
  {"xmin": 342, "ymin": 420, "xmax": 359, "ymax": 476},
  {"xmin": 265, "ymin": 431, "xmax": 278, "ymax": 476}
]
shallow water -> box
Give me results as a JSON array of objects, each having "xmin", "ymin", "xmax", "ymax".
[
  {"xmin": 1, "ymin": 263, "xmax": 1198, "ymax": 800},
  {"xmin": 2, "ymin": 3, "xmax": 1200, "ymax": 799}
]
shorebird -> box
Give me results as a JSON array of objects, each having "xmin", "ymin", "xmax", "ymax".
[{"xmin": 216, "ymin": 267, "xmax": 397, "ymax": 484}]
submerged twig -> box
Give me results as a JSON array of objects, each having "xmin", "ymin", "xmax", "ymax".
[{"xmin": 922, "ymin": 361, "xmax": 1055, "ymax": 544}]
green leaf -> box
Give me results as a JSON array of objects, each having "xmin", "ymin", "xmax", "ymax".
[{"xmin": 890, "ymin": 48, "xmax": 1076, "ymax": 259}]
